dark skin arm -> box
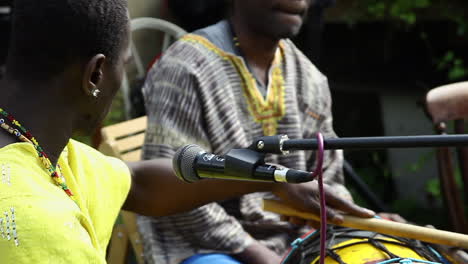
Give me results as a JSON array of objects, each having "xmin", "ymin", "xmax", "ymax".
[
  {"xmin": 123, "ymin": 159, "xmax": 274, "ymax": 216},
  {"xmin": 232, "ymin": 241, "xmax": 282, "ymax": 264},
  {"xmin": 122, "ymin": 158, "xmax": 375, "ymax": 221}
]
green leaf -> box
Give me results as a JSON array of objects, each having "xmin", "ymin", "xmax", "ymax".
[
  {"xmin": 449, "ymin": 66, "xmax": 467, "ymax": 81},
  {"xmin": 426, "ymin": 178, "xmax": 441, "ymax": 197}
]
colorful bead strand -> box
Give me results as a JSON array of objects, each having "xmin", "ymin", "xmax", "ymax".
[{"xmin": 0, "ymin": 108, "xmax": 75, "ymax": 201}]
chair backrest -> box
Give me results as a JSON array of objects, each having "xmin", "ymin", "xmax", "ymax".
[
  {"xmin": 425, "ymin": 81, "xmax": 468, "ymax": 234},
  {"xmin": 99, "ymin": 116, "xmax": 148, "ymax": 264},
  {"xmin": 130, "ymin": 17, "xmax": 187, "ymax": 79},
  {"xmin": 122, "ymin": 17, "xmax": 187, "ymax": 119},
  {"xmin": 99, "ymin": 116, "xmax": 148, "ymax": 161}
]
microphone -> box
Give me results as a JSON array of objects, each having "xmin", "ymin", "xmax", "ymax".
[{"xmin": 173, "ymin": 144, "xmax": 312, "ymax": 183}]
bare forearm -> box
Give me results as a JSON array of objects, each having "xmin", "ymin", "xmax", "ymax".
[
  {"xmin": 122, "ymin": 159, "xmax": 277, "ymax": 217},
  {"xmin": 232, "ymin": 241, "xmax": 282, "ymax": 264},
  {"xmin": 122, "ymin": 158, "xmax": 375, "ymax": 221}
]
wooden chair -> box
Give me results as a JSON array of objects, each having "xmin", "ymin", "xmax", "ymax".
[
  {"xmin": 98, "ymin": 116, "xmax": 148, "ymax": 264},
  {"xmin": 425, "ymin": 81, "xmax": 468, "ymax": 233}
]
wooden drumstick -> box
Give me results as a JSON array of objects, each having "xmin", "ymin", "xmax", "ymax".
[{"xmin": 263, "ymin": 199, "xmax": 468, "ymax": 249}]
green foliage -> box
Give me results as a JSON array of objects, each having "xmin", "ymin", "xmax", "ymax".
[
  {"xmin": 389, "ymin": 0, "xmax": 431, "ymax": 24},
  {"xmin": 425, "ymin": 177, "xmax": 440, "ymax": 197},
  {"xmin": 346, "ymin": 0, "xmax": 468, "ymax": 81},
  {"xmin": 425, "ymin": 168, "xmax": 464, "ymax": 199},
  {"xmin": 356, "ymin": 0, "xmax": 432, "ymax": 24},
  {"xmin": 437, "ymin": 51, "xmax": 467, "ymax": 81},
  {"xmin": 403, "ymin": 151, "xmax": 435, "ymax": 173},
  {"xmin": 367, "ymin": 2, "xmax": 386, "ymax": 19}
]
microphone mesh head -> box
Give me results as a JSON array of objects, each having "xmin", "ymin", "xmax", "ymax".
[{"xmin": 173, "ymin": 144, "xmax": 205, "ymax": 183}]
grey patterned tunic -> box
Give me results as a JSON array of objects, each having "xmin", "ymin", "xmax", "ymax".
[{"xmin": 138, "ymin": 20, "xmax": 351, "ymax": 264}]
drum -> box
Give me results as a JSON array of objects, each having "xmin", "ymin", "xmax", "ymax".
[{"xmin": 281, "ymin": 226, "xmax": 452, "ymax": 264}]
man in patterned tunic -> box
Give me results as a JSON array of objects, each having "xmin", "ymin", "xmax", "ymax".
[{"xmin": 139, "ymin": 0, "xmax": 374, "ymax": 263}]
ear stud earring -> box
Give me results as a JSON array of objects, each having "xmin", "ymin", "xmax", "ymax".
[{"xmin": 91, "ymin": 88, "xmax": 101, "ymax": 98}]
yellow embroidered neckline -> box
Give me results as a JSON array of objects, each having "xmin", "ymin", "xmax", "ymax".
[{"xmin": 182, "ymin": 34, "xmax": 286, "ymax": 136}]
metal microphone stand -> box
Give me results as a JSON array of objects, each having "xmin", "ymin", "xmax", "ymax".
[{"xmin": 248, "ymin": 134, "xmax": 468, "ymax": 154}]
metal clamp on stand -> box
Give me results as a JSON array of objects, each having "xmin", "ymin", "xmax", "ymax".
[{"xmin": 249, "ymin": 134, "xmax": 290, "ymax": 155}]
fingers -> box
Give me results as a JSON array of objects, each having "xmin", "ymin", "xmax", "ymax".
[
  {"xmin": 294, "ymin": 193, "xmax": 321, "ymax": 216},
  {"xmin": 378, "ymin": 213, "xmax": 407, "ymax": 223},
  {"xmin": 297, "ymin": 195, "xmax": 345, "ymax": 224},
  {"xmin": 281, "ymin": 216, "xmax": 307, "ymax": 226},
  {"xmin": 289, "ymin": 216, "xmax": 307, "ymax": 226},
  {"xmin": 306, "ymin": 220, "xmax": 321, "ymax": 229},
  {"xmin": 324, "ymin": 189, "xmax": 375, "ymax": 218},
  {"xmin": 275, "ymin": 182, "xmax": 375, "ymax": 228},
  {"xmin": 323, "ymin": 206, "xmax": 344, "ymax": 224},
  {"xmin": 280, "ymin": 215, "xmax": 321, "ymax": 229}
]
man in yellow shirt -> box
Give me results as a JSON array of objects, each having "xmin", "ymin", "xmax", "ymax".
[{"xmin": 0, "ymin": 0, "xmax": 374, "ymax": 263}]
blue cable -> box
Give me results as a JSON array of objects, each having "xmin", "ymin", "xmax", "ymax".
[
  {"xmin": 281, "ymin": 230, "xmax": 318, "ymax": 263},
  {"xmin": 428, "ymin": 246, "xmax": 451, "ymax": 264},
  {"xmin": 376, "ymin": 258, "xmax": 442, "ymax": 264}
]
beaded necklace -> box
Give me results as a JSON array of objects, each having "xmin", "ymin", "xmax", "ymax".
[{"xmin": 0, "ymin": 107, "xmax": 75, "ymax": 201}]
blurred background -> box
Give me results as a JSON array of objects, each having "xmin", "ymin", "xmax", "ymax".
[{"xmin": 1, "ymin": 0, "xmax": 467, "ymax": 230}]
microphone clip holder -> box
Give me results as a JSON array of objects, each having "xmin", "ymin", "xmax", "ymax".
[
  {"xmin": 224, "ymin": 148, "xmax": 266, "ymax": 178},
  {"xmin": 248, "ymin": 135, "xmax": 290, "ymax": 155}
]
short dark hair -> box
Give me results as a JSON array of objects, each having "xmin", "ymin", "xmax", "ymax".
[{"xmin": 6, "ymin": 0, "xmax": 129, "ymax": 81}]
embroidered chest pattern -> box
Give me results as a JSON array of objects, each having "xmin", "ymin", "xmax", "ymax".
[
  {"xmin": 182, "ymin": 35, "xmax": 287, "ymax": 136},
  {"xmin": 1, "ymin": 163, "xmax": 10, "ymax": 185},
  {"xmin": 1, "ymin": 207, "xmax": 19, "ymax": 246}
]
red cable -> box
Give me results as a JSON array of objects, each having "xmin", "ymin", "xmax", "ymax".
[{"xmin": 310, "ymin": 132, "xmax": 326, "ymax": 264}]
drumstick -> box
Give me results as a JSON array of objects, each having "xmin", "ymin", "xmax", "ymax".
[{"xmin": 263, "ymin": 199, "xmax": 468, "ymax": 249}]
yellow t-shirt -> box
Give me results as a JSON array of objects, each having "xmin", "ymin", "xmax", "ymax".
[{"xmin": 0, "ymin": 139, "xmax": 131, "ymax": 263}]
